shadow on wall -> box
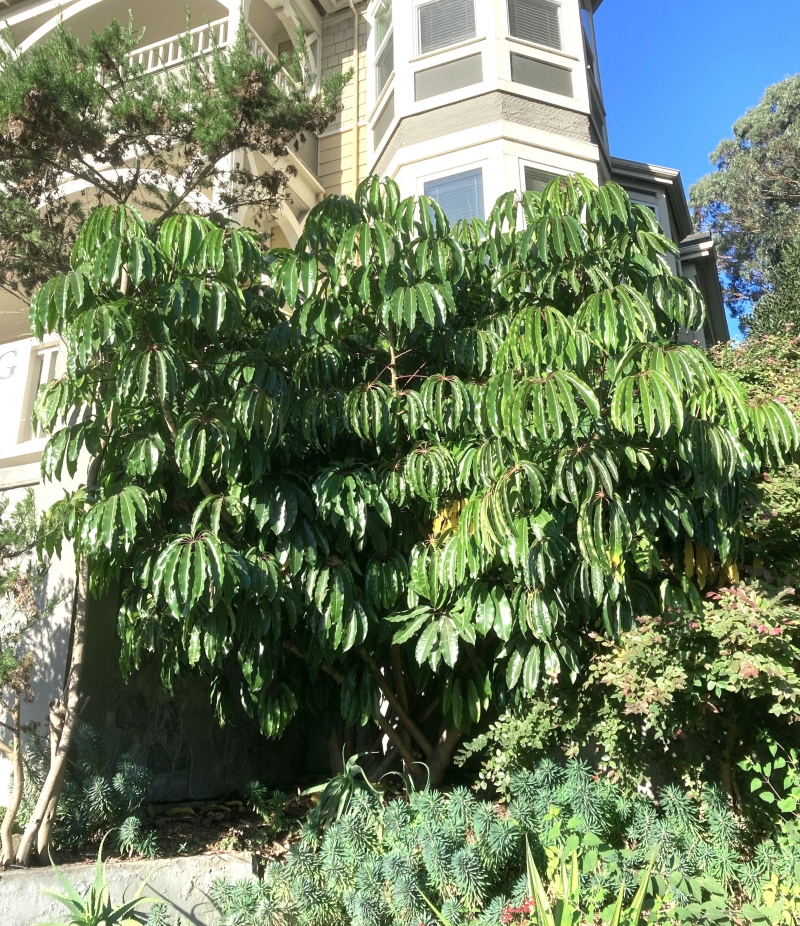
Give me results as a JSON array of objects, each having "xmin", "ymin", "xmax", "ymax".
[
  {"xmin": 0, "ymin": 527, "xmax": 75, "ymax": 795},
  {"xmin": 103, "ymin": 652, "xmax": 321, "ymax": 802}
]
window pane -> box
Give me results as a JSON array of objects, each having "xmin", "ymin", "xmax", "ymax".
[
  {"xmin": 373, "ymin": 92, "xmax": 395, "ymax": 146},
  {"xmin": 508, "ymin": 0, "xmax": 562, "ymax": 50},
  {"xmin": 418, "ymin": 0, "xmax": 476, "ymax": 55},
  {"xmin": 375, "ymin": 1, "xmax": 393, "ymax": 50},
  {"xmin": 524, "ymin": 166, "xmax": 557, "ymax": 193},
  {"xmin": 510, "ymin": 53, "xmax": 572, "ymax": 96},
  {"xmin": 376, "ymin": 32, "xmax": 394, "ymax": 93},
  {"xmin": 424, "ymin": 168, "xmax": 484, "ymax": 223},
  {"xmin": 415, "ymin": 53, "xmax": 482, "ymax": 101}
]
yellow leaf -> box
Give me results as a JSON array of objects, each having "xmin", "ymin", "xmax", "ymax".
[
  {"xmin": 722, "ymin": 557, "xmax": 740, "ymax": 587},
  {"xmin": 696, "ymin": 547, "xmax": 710, "ymax": 589},
  {"xmin": 432, "ymin": 499, "xmax": 465, "ymax": 538},
  {"xmin": 683, "ymin": 538, "xmax": 695, "ymax": 578}
]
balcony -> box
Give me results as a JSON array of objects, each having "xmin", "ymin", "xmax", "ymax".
[{"xmin": 0, "ymin": 0, "xmax": 324, "ymax": 317}]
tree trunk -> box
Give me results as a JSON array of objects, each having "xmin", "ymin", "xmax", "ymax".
[
  {"xmin": 327, "ymin": 725, "xmax": 344, "ymax": 775},
  {"xmin": 15, "ymin": 553, "xmax": 90, "ymax": 866},
  {"xmin": 428, "ymin": 727, "xmax": 463, "ymax": 789},
  {"xmin": 0, "ymin": 695, "xmax": 23, "ymax": 866},
  {"xmin": 720, "ymin": 721, "xmax": 738, "ymax": 805}
]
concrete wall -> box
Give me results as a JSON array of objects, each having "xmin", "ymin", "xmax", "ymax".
[
  {"xmin": 101, "ymin": 651, "xmax": 318, "ymax": 802},
  {"xmin": 0, "ymin": 851, "xmax": 254, "ymax": 926}
]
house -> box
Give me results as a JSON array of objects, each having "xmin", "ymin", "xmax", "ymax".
[{"xmin": 0, "ymin": 0, "xmax": 729, "ymax": 799}]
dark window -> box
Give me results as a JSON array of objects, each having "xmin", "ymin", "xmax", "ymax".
[{"xmin": 524, "ymin": 166, "xmax": 558, "ymax": 193}]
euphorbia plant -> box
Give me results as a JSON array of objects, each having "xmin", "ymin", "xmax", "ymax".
[{"xmin": 29, "ymin": 176, "xmax": 797, "ymax": 798}]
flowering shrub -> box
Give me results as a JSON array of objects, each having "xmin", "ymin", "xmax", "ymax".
[{"xmin": 502, "ymin": 898, "xmax": 536, "ymax": 924}]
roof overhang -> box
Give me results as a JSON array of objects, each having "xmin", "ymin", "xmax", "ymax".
[
  {"xmin": 609, "ymin": 156, "xmax": 693, "ymax": 240},
  {"xmin": 680, "ymin": 232, "xmax": 730, "ymax": 343}
]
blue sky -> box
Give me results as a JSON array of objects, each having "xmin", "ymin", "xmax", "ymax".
[{"xmin": 594, "ymin": 0, "xmax": 800, "ymax": 190}]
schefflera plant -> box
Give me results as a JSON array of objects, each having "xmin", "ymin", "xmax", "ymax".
[{"xmin": 29, "ymin": 175, "xmax": 798, "ymax": 785}]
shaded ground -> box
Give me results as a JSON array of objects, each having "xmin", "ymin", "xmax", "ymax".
[{"xmin": 49, "ymin": 792, "xmax": 313, "ymax": 867}]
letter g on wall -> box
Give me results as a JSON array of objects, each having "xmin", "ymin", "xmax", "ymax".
[{"xmin": 0, "ymin": 349, "xmax": 18, "ymax": 380}]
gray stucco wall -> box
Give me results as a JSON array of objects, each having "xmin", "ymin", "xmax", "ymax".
[
  {"xmin": 374, "ymin": 91, "xmax": 595, "ymax": 177},
  {"xmin": 102, "ymin": 652, "xmax": 320, "ymax": 802}
]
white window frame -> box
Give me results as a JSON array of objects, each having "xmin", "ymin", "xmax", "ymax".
[
  {"xmin": 506, "ymin": 0, "xmax": 565, "ymax": 54},
  {"xmin": 373, "ymin": 0, "xmax": 394, "ymax": 100},
  {"xmin": 629, "ymin": 193, "xmax": 661, "ymax": 223},
  {"xmin": 414, "ymin": 0, "xmax": 478, "ymax": 58}
]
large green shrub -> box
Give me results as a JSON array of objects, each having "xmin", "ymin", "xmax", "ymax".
[{"xmin": 30, "ymin": 176, "xmax": 798, "ymax": 783}]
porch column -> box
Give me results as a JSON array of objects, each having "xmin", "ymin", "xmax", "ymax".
[{"xmin": 226, "ymin": 0, "xmax": 252, "ymax": 45}]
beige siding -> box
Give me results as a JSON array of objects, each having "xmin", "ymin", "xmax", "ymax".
[{"xmin": 318, "ymin": 8, "xmax": 368, "ymax": 197}]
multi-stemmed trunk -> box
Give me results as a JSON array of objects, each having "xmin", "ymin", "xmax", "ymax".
[
  {"xmin": 14, "ymin": 482, "xmax": 96, "ymax": 866},
  {"xmin": 0, "ymin": 694, "xmax": 24, "ymax": 865}
]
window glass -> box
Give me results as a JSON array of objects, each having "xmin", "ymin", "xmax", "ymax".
[
  {"xmin": 373, "ymin": 92, "xmax": 395, "ymax": 146},
  {"xmin": 375, "ymin": 0, "xmax": 393, "ymax": 50},
  {"xmin": 418, "ymin": 0, "xmax": 476, "ymax": 55},
  {"xmin": 580, "ymin": 0, "xmax": 597, "ymax": 54},
  {"xmin": 424, "ymin": 168, "xmax": 485, "ymax": 223},
  {"xmin": 375, "ymin": 0, "xmax": 394, "ymax": 94},
  {"xmin": 524, "ymin": 166, "xmax": 558, "ymax": 193},
  {"xmin": 507, "ymin": 0, "xmax": 562, "ymax": 51}
]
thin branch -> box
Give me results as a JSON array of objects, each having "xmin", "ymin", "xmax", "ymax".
[
  {"xmin": 375, "ymin": 712, "xmax": 416, "ymax": 769},
  {"xmin": 284, "ymin": 640, "xmax": 344, "ymax": 685},
  {"xmin": 359, "ymin": 649, "xmax": 435, "ymax": 760}
]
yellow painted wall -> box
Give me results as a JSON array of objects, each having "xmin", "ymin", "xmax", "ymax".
[{"xmin": 318, "ymin": 9, "xmax": 368, "ymax": 197}]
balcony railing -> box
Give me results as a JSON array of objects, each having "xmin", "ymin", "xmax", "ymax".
[
  {"xmin": 128, "ymin": 18, "xmax": 291, "ymax": 89},
  {"xmin": 126, "ymin": 21, "xmax": 316, "ymax": 173},
  {"xmin": 129, "ymin": 17, "xmax": 230, "ymax": 74}
]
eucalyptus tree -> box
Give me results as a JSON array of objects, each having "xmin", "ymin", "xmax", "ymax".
[
  {"xmin": 691, "ymin": 74, "xmax": 800, "ymax": 327},
  {"xmin": 28, "ymin": 176, "xmax": 797, "ymax": 840}
]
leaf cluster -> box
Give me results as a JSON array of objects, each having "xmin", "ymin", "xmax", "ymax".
[
  {"xmin": 19, "ymin": 722, "xmax": 154, "ymax": 855},
  {"xmin": 29, "ymin": 175, "xmax": 798, "ymax": 774}
]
